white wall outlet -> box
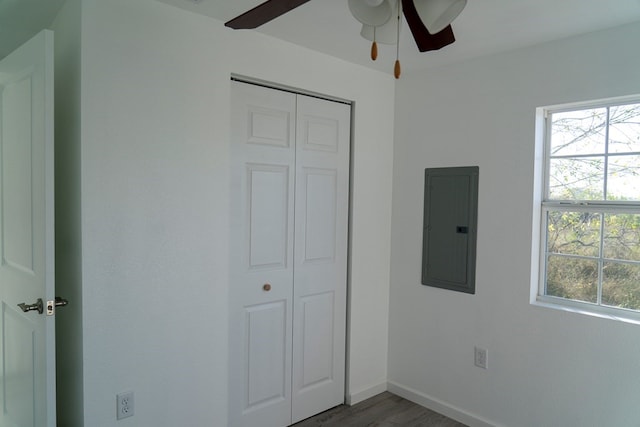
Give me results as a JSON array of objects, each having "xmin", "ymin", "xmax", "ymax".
[
  {"xmin": 474, "ymin": 346, "xmax": 488, "ymax": 369},
  {"xmin": 116, "ymin": 391, "xmax": 134, "ymax": 420}
]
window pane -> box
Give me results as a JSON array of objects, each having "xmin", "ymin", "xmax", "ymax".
[
  {"xmin": 607, "ymin": 155, "xmax": 640, "ymax": 201},
  {"xmin": 542, "ymin": 99, "xmax": 640, "ymax": 315},
  {"xmin": 547, "ymin": 211, "xmax": 601, "ymax": 257},
  {"xmin": 602, "ymin": 262, "xmax": 640, "ymax": 310},
  {"xmin": 546, "ymin": 255, "xmax": 598, "ymax": 303},
  {"xmin": 608, "ymin": 103, "xmax": 640, "ymax": 154},
  {"xmin": 603, "ymin": 213, "xmax": 640, "ymax": 261},
  {"xmin": 548, "ymin": 157, "xmax": 604, "ymax": 200},
  {"xmin": 550, "ymin": 108, "xmax": 606, "ymax": 156}
]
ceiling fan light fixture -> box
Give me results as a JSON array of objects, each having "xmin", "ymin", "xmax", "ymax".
[
  {"xmin": 360, "ymin": 24, "xmax": 397, "ymax": 45},
  {"xmin": 348, "ymin": 0, "xmax": 393, "ymax": 26},
  {"xmin": 359, "ymin": 0, "xmax": 399, "ymax": 44},
  {"xmin": 413, "ymin": 0, "xmax": 466, "ymax": 34},
  {"xmin": 360, "ymin": 21, "xmax": 399, "ymax": 44}
]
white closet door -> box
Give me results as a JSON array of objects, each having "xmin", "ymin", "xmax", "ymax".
[
  {"xmin": 291, "ymin": 95, "xmax": 350, "ymax": 423},
  {"xmin": 230, "ymin": 82, "xmax": 296, "ymax": 427},
  {"xmin": 230, "ymin": 81, "xmax": 350, "ymax": 427}
]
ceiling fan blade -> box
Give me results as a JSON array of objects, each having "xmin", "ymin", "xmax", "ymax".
[
  {"xmin": 225, "ymin": 0, "xmax": 312, "ymax": 29},
  {"xmin": 401, "ymin": 0, "xmax": 455, "ymax": 52}
]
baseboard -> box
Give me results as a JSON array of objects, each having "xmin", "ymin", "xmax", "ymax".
[
  {"xmin": 346, "ymin": 381, "xmax": 388, "ymax": 405},
  {"xmin": 387, "ymin": 381, "xmax": 499, "ymax": 427}
]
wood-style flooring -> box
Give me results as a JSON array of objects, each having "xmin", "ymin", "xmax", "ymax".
[{"xmin": 292, "ymin": 392, "xmax": 467, "ymax": 427}]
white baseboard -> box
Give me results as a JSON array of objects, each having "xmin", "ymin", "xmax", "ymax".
[
  {"xmin": 387, "ymin": 381, "xmax": 499, "ymax": 427},
  {"xmin": 346, "ymin": 381, "xmax": 388, "ymax": 405}
]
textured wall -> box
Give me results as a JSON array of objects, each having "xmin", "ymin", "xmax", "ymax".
[
  {"xmin": 389, "ymin": 21, "xmax": 640, "ymax": 427},
  {"xmin": 78, "ymin": 0, "xmax": 395, "ymax": 425}
]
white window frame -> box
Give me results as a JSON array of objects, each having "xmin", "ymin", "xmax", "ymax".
[{"xmin": 532, "ymin": 94, "xmax": 640, "ymax": 324}]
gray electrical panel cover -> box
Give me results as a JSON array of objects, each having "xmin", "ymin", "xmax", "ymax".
[{"xmin": 422, "ymin": 166, "xmax": 478, "ymax": 294}]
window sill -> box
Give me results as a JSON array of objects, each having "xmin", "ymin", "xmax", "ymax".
[{"xmin": 532, "ymin": 296, "xmax": 640, "ymax": 326}]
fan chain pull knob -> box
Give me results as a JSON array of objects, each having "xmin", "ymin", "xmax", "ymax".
[
  {"xmin": 371, "ymin": 41, "xmax": 378, "ymax": 61},
  {"xmin": 394, "ymin": 59, "xmax": 401, "ymax": 79}
]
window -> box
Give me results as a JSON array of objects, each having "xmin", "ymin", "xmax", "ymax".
[{"xmin": 537, "ymin": 96, "xmax": 640, "ymax": 320}]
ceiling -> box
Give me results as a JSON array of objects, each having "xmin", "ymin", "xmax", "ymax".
[
  {"xmin": 157, "ymin": 0, "xmax": 640, "ymax": 74},
  {"xmin": 0, "ymin": 0, "xmax": 66, "ymax": 59},
  {"xmin": 2, "ymin": 0, "xmax": 640, "ymax": 73}
]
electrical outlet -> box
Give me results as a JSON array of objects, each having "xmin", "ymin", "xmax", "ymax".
[
  {"xmin": 116, "ymin": 391, "xmax": 134, "ymax": 420},
  {"xmin": 474, "ymin": 347, "xmax": 488, "ymax": 369}
]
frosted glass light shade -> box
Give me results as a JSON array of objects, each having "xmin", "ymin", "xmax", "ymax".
[
  {"xmin": 348, "ymin": 0, "xmax": 392, "ymax": 26},
  {"xmin": 359, "ymin": 0, "xmax": 399, "ymax": 44},
  {"xmin": 360, "ymin": 18, "xmax": 400, "ymax": 44},
  {"xmin": 414, "ymin": 0, "xmax": 467, "ymax": 34}
]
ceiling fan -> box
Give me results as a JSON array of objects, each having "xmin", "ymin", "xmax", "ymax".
[{"xmin": 225, "ymin": 0, "xmax": 467, "ymax": 78}]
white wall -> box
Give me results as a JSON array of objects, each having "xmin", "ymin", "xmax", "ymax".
[
  {"xmin": 77, "ymin": 0, "xmax": 394, "ymax": 425},
  {"xmin": 389, "ymin": 22, "xmax": 640, "ymax": 427}
]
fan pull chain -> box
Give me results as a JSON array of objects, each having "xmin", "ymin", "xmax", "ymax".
[
  {"xmin": 394, "ymin": 0, "xmax": 401, "ymax": 79},
  {"xmin": 371, "ymin": 27, "xmax": 378, "ymax": 61}
]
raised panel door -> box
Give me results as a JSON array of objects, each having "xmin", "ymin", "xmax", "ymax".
[
  {"xmin": 230, "ymin": 83, "xmax": 350, "ymax": 427},
  {"xmin": 291, "ymin": 95, "xmax": 350, "ymax": 423},
  {"xmin": 229, "ymin": 82, "xmax": 296, "ymax": 427},
  {"xmin": 0, "ymin": 30, "xmax": 56, "ymax": 427}
]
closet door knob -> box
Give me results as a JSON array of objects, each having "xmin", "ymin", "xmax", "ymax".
[{"xmin": 263, "ymin": 283, "xmax": 272, "ymax": 291}]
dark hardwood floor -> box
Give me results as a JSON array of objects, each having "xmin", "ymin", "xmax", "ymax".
[{"xmin": 292, "ymin": 392, "xmax": 467, "ymax": 427}]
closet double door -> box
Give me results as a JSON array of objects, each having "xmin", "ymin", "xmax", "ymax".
[{"xmin": 229, "ymin": 81, "xmax": 351, "ymax": 427}]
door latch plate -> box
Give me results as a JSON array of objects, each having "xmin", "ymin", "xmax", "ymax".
[{"xmin": 46, "ymin": 297, "xmax": 69, "ymax": 316}]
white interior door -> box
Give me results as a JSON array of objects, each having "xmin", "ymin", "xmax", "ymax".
[
  {"xmin": 291, "ymin": 95, "xmax": 349, "ymax": 423},
  {"xmin": 230, "ymin": 81, "xmax": 350, "ymax": 427},
  {"xmin": 230, "ymin": 82, "xmax": 296, "ymax": 427},
  {"xmin": 0, "ymin": 30, "xmax": 56, "ymax": 427}
]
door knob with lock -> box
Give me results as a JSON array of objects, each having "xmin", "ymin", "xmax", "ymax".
[
  {"xmin": 18, "ymin": 298, "xmax": 44, "ymax": 314},
  {"xmin": 18, "ymin": 297, "xmax": 68, "ymax": 315}
]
